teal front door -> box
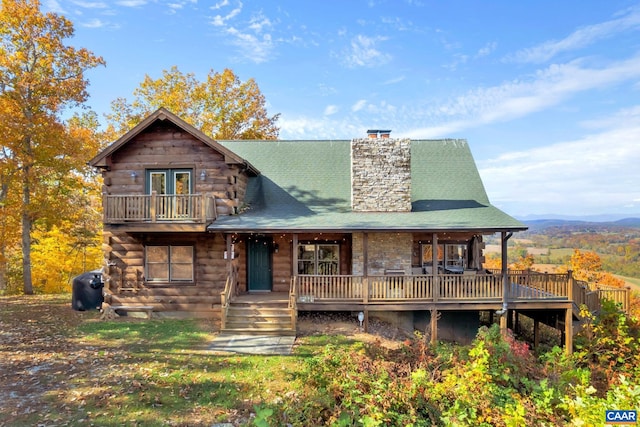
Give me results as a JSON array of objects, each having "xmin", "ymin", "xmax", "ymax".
[{"xmin": 247, "ymin": 236, "xmax": 273, "ymax": 292}]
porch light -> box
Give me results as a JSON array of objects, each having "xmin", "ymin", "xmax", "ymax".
[
  {"xmin": 130, "ymin": 171, "xmax": 137, "ymax": 182},
  {"xmin": 200, "ymin": 170, "xmax": 206, "ymax": 181}
]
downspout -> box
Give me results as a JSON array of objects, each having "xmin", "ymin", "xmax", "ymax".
[{"xmin": 499, "ymin": 231, "xmax": 513, "ymax": 335}]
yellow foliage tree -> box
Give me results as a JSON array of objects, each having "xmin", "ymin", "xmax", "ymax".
[
  {"xmin": 105, "ymin": 66, "xmax": 280, "ymax": 141},
  {"xmin": 0, "ymin": 0, "xmax": 104, "ymax": 294}
]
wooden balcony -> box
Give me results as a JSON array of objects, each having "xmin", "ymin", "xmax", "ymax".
[{"xmin": 103, "ymin": 193, "xmax": 218, "ymax": 231}]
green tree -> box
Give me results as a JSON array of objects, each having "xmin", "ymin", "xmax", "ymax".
[
  {"xmin": 105, "ymin": 66, "xmax": 280, "ymax": 141},
  {"xmin": 0, "ymin": 0, "xmax": 104, "ymax": 294}
]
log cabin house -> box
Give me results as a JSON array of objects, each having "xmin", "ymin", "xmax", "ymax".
[{"xmin": 90, "ymin": 108, "xmax": 631, "ymax": 352}]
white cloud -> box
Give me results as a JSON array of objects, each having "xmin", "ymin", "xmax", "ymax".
[
  {"xmin": 248, "ymin": 15, "xmax": 272, "ymax": 33},
  {"xmin": 342, "ymin": 35, "xmax": 391, "ymax": 68},
  {"xmin": 405, "ymin": 54, "xmax": 640, "ymax": 138},
  {"xmin": 116, "ymin": 0, "xmax": 147, "ymax": 6},
  {"xmin": 81, "ymin": 18, "xmax": 107, "ymax": 28},
  {"xmin": 476, "ymin": 41, "xmax": 496, "ymax": 58},
  {"xmin": 352, "ymin": 99, "xmax": 367, "ymax": 112},
  {"xmin": 278, "ymin": 115, "xmax": 364, "ymax": 140},
  {"xmin": 508, "ymin": 7, "xmax": 640, "ymax": 64},
  {"xmin": 43, "ymin": 0, "xmax": 65, "ymax": 13},
  {"xmin": 324, "ymin": 105, "xmax": 339, "ymax": 116},
  {"xmin": 383, "ymin": 75, "xmax": 405, "ymax": 85},
  {"xmin": 211, "ymin": 5, "xmax": 242, "ymax": 26},
  {"xmin": 478, "ymin": 107, "xmax": 640, "ymax": 216},
  {"xmin": 225, "ymin": 27, "xmax": 273, "ymax": 63},
  {"xmin": 71, "ymin": 1, "xmax": 107, "ymax": 8},
  {"xmin": 211, "ymin": 0, "xmax": 230, "ymax": 10}
]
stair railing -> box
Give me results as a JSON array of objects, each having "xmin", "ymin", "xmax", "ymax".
[
  {"xmin": 220, "ymin": 266, "xmax": 238, "ymax": 330},
  {"xmin": 289, "ymin": 276, "xmax": 298, "ymax": 332}
]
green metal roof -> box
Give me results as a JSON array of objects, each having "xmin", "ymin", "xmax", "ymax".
[{"xmin": 209, "ymin": 139, "xmax": 526, "ymax": 233}]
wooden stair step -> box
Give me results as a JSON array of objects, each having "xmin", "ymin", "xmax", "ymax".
[{"xmin": 220, "ymin": 327, "xmax": 296, "ymax": 337}]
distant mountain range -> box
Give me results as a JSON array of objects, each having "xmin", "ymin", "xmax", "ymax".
[
  {"xmin": 516, "ymin": 213, "xmax": 640, "ymax": 222},
  {"xmin": 518, "ymin": 216, "xmax": 640, "ymax": 232}
]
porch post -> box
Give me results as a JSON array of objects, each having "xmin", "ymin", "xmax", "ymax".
[
  {"xmin": 363, "ymin": 232, "xmax": 369, "ymax": 332},
  {"xmin": 500, "ymin": 232, "xmax": 513, "ymax": 335},
  {"xmin": 431, "ymin": 233, "xmax": 438, "ymax": 344},
  {"xmin": 292, "ymin": 234, "xmax": 298, "ymax": 277},
  {"xmin": 226, "ymin": 234, "xmax": 233, "ymax": 277}
]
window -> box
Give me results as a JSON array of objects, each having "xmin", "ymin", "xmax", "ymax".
[
  {"xmin": 145, "ymin": 245, "xmax": 194, "ymax": 283},
  {"xmin": 147, "ymin": 169, "xmax": 192, "ymax": 195},
  {"xmin": 422, "ymin": 243, "xmax": 467, "ymax": 269},
  {"xmin": 298, "ymin": 244, "xmax": 339, "ymax": 275},
  {"xmin": 147, "ymin": 169, "xmax": 193, "ymax": 219}
]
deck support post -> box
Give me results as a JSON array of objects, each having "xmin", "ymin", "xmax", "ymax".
[
  {"xmin": 500, "ymin": 231, "xmax": 513, "ymax": 337},
  {"xmin": 431, "ymin": 233, "xmax": 439, "ymax": 344},
  {"xmin": 430, "ymin": 308, "xmax": 438, "ymax": 344},
  {"xmin": 364, "ymin": 309, "xmax": 369, "ymax": 333},
  {"xmin": 534, "ymin": 319, "xmax": 540, "ymax": 349},
  {"xmin": 565, "ymin": 307, "xmax": 573, "ymax": 355}
]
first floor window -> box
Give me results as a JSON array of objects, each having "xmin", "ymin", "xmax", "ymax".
[
  {"xmin": 422, "ymin": 244, "xmax": 467, "ymax": 269},
  {"xmin": 298, "ymin": 244, "xmax": 339, "ymax": 275},
  {"xmin": 146, "ymin": 245, "xmax": 194, "ymax": 282}
]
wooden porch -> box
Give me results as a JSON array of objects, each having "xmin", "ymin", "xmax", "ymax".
[{"xmin": 220, "ymin": 269, "xmax": 631, "ymax": 347}]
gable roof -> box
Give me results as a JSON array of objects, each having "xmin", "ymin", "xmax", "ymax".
[
  {"xmin": 88, "ymin": 108, "xmax": 259, "ymax": 175},
  {"xmin": 209, "ymin": 139, "xmax": 526, "ymax": 233}
]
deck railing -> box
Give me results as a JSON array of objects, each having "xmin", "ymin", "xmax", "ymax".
[
  {"xmin": 295, "ymin": 272, "xmax": 557, "ymax": 303},
  {"xmin": 103, "ymin": 193, "xmax": 217, "ymax": 223},
  {"xmin": 596, "ymin": 284, "xmax": 631, "ymax": 312},
  {"xmin": 295, "ymin": 271, "xmax": 631, "ymax": 313}
]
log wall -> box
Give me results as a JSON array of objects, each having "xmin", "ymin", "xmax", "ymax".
[{"xmin": 101, "ymin": 120, "xmax": 247, "ymax": 218}]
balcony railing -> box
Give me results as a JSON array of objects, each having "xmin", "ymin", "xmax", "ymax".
[{"xmin": 103, "ymin": 193, "xmax": 217, "ymax": 223}]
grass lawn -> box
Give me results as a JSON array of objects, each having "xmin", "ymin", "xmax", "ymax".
[{"xmin": 0, "ymin": 295, "xmax": 357, "ymax": 426}]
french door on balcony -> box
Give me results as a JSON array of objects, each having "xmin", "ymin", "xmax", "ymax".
[{"xmin": 147, "ymin": 169, "xmax": 192, "ymax": 219}]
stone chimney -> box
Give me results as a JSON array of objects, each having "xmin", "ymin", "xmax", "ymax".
[{"xmin": 351, "ymin": 130, "xmax": 412, "ymax": 212}]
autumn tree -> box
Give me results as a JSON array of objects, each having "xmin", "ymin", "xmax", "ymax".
[
  {"xmin": 0, "ymin": 0, "xmax": 104, "ymax": 294},
  {"xmin": 570, "ymin": 249, "xmax": 626, "ymax": 289},
  {"xmin": 105, "ymin": 66, "xmax": 279, "ymax": 140}
]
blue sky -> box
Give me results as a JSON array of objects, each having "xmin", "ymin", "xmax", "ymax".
[{"xmin": 44, "ymin": 0, "xmax": 640, "ymax": 219}]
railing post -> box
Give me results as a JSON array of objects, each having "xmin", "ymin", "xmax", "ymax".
[
  {"xmin": 363, "ymin": 276, "xmax": 369, "ymax": 304},
  {"xmin": 200, "ymin": 194, "xmax": 206, "ymax": 222},
  {"xmin": 625, "ymin": 286, "xmax": 631, "ymax": 314},
  {"xmin": 150, "ymin": 191, "xmax": 157, "ymax": 222},
  {"xmin": 567, "ymin": 270, "xmax": 573, "ymax": 302}
]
